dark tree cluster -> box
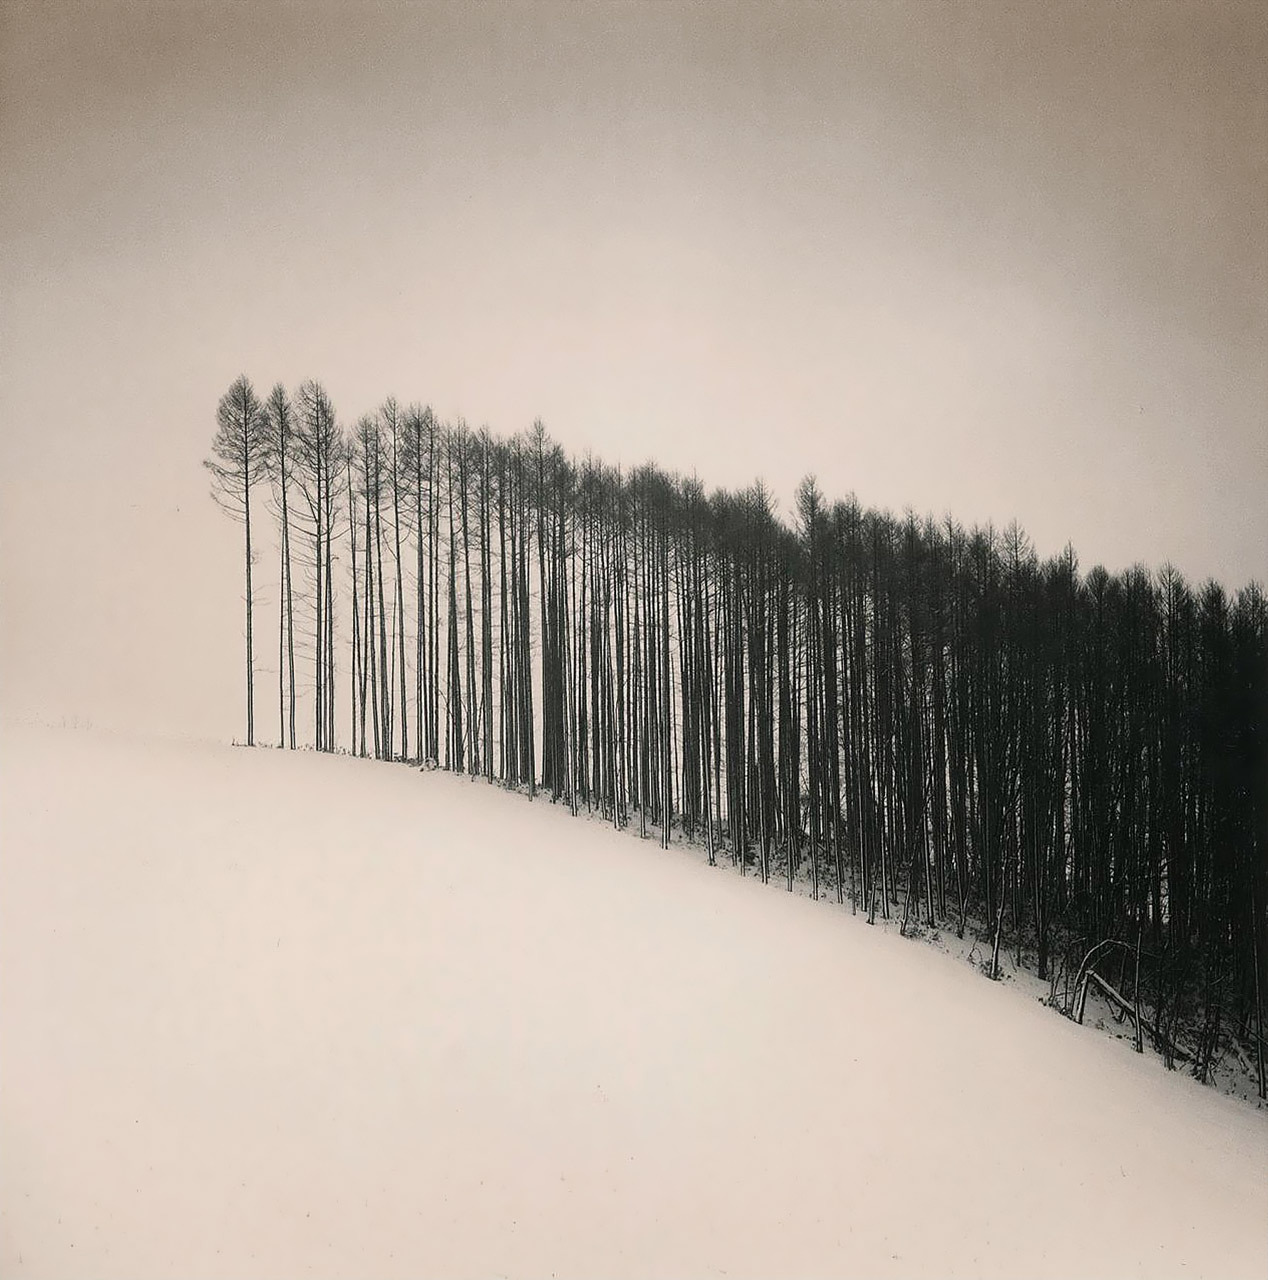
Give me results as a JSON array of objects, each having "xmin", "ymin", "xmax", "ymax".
[{"xmin": 208, "ymin": 374, "xmax": 1268, "ymax": 1096}]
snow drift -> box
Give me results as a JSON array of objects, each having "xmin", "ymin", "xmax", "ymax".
[{"xmin": 2, "ymin": 724, "xmax": 1265, "ymax": 1279}]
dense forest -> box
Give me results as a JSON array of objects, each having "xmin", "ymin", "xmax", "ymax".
[{"xmin": 208, "ymin": 374, "xmax": 1268, "ymax": 1097}]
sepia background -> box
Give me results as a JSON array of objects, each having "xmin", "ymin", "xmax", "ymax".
[{"xmin": 2, "ymin": 0, "xmax": 1265, "ymax": 744}]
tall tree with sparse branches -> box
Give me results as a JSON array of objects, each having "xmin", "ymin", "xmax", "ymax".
[
  {"xmin": 206, "ymin": 374, "xmax": 268, "ymax": 745},
  {"xmin": 263, "ymin": 382, "xmax": 298, "ymax": 749}
]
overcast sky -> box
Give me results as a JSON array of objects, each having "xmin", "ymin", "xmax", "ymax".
[{"xmin": 2, "ymin": 0, "xmax": 1264, "ymax": 741}]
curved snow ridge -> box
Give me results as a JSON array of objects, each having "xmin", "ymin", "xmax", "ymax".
[{"xmin": 2, "ymin": 725, "xmax": 1265, "ymax": 1280}]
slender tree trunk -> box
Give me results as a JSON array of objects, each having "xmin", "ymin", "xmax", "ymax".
[{"xmin": 245, "ymin": 490, "xmax": 255, "ymax": 745}]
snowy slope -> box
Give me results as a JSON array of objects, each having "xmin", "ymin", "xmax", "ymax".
[{"xmin": 2, "ymin": 724, "xmax": 1265, "ymax": 1279}]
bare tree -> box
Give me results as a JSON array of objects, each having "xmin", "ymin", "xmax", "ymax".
[
  {"xmin": 206, "ymin": 374, "xmax": 267, "ymax": 745},
  {"xmin": 294, "ymin": 379, "xmax": 342, "ymax": 751},
  {"xmin": 263, "ymin": 383, "xmax": 298, "ymax": 749}
]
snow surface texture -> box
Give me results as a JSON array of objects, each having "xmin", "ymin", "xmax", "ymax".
[{"xmin": 2, "ymin": 724, "xmax": 1265, "ymax": 1279}]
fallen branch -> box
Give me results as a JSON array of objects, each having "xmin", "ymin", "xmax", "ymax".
[
  {"xmin": 1072, "ymin": 938, "xmax": 1134, "ymax": 1024},
  {"xmin": 1230, "ymin": 1037, "xmax": 1262, "ymax": 1085},
  {"xmin": 1084, "ymin": 970, "xmax": 1193, "ymax": 1064}
]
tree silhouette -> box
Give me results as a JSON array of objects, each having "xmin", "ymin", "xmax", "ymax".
[
  {"xmin": 206, "ymin": 375, "xmax": 267, "ymax": 746},
  {"xmin": 263, "ymin": 383, "xmax": 298, "ymax": 749}
]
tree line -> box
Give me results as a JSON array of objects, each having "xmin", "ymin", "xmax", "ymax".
[{"xmin": 207, "ymin": 373, "xmax": 1268, "ymax": 1095}]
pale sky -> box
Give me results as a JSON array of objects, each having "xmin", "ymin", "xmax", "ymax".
[{"xmin": 2, "ymin": 0, "xmax": 1265, "ymax": 741}]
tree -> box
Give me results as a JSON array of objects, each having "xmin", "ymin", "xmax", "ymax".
[
  {"xmin": 294, "ymin": 379, "xmax": 342, "ymax": 751},
  {"xmin": 382, "ymin": 398, "xmax": 411, "ymax": 762},
  {"xmin": 206, "ymin": 374, "xmax": 267, "ymax": 746},
  {"xmin": 262, "ymin": 383, "xmax": 298, "ymax": 749}
]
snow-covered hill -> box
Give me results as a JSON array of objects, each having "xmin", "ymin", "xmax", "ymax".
[{"xmin": 2, "ymin": 725, "xmax": 1265, "ymax": 1279}]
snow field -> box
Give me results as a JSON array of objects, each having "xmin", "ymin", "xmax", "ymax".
[{"xmin": 2, "ymin": 724, "xmax": 1265, "ymax": 1278}]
